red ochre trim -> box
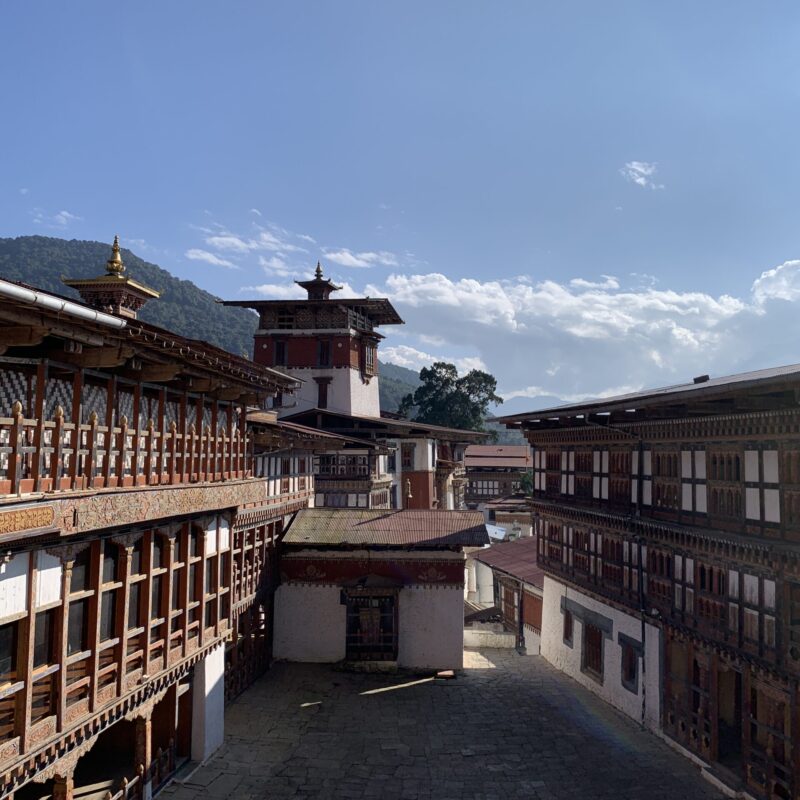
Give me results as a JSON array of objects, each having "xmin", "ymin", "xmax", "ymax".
[{"xmin": 280, "ymin": 556, "xmax": 464, "ymax": 586}]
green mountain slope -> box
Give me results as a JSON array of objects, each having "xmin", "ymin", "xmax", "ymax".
[
  {"xmin": 0, "ymin": 235, "xmax": 417, "ymax": 410},
  {"xmin": 0, "ymin": 235, "xmax": 259, "ymax": 357}
]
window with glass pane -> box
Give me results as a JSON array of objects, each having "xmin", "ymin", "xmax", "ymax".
[
  {"xmin": 205, "ymin": 561, "xmax": 215, "ymax": 595},
  {"xmin": 151, "ymin": 575, "xmax": 163, "ymax": 619},
  {"xmin": 0, "ymin": 622, "xmax": 18, "ymax": 680},
  {"xmin": 171, "ymin": 574, "xmax": 182, "ymax": 611},
  {"xmin": 100, "ymin": 591, "xmax": 117, "ymax": 642},
  {"xmin": 102, "ymin": 540, "xmax": 118, "ymax": 584},
  {"xmin": 33, "ymin": 610, "xmax": 56, "ymax": 668},
  {"xmin": 67, "ymin": 599, "xmax": 89, "ymax": 655},
  {"xmin": 152, "ymin": 537, "xmax": 164, "ymax": 569},
  {"xmin": 130, "ymin": 539, "xmax": 143, "ymax": 575},
  {"xmin": 189, "ymin": 565, "xmax": 198, "ymax": 602},
  {"xmin": 128, "ymin": 583, "xmax": 141, "ymax": 629},
  {"xmin": 70, "ymin": 548, "xmax": 90, "ymax": 593}
]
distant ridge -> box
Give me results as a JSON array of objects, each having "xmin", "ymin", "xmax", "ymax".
[{"xmin": 0, "ymin": 235, "xmax": 418, "ymax": 411}]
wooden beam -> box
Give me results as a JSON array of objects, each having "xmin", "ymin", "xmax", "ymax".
[
  {"xmin": 0, "ymin": 325, "xmax": 50, "ymax": 347},
  {"xmin": 137, "ymin": 364, "xmax": 183, "ymax": 383},
  {"xmin": 59, "ymin": 345, "xmax": 135, "ymax": 369},
  {"xmin": 189, "ymin": 378, "xmax": 221, "ymax": 393}
]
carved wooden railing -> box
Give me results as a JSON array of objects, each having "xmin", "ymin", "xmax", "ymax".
[{"xmin": 0, "ymin": 402, "xmax": 249, "ymax": 497}]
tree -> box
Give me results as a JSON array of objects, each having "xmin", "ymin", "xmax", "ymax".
[{"xmin": 397, "ymin": 361, "xmax": 503, "ymax": 431}]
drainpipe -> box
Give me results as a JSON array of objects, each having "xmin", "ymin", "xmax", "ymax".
[{"xmin": 0, "ymin": 278, "xmax": 127, "ymax": 328}]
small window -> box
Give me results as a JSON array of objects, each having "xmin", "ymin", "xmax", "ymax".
[
  {"xmin": 130, "ymin": 539, "xmax": 143, "ymax": 575},
  {"xmin": 128, "ymin": 583, "xmax": 141, "ymax": 630},
  {"xmin": 33, "ymin": 610, "xmax": 56, "ymax": 668},
  {"xmin": 151, "ymin": 575, "xmax": 163, "ymax": 619},
  {"xmin": 318, "ymin": 339, "xmax": 332, "ymax": 367},
  {"xmin": 102, "ymin": 540, "xmax": 118, "ymax": 585},
  {"xmin": 70, "ymin": 548, "xmax": 91, "ymax": 594},
  {"xmin": 0, "ymin": 622, "xmax": 18, "ymax": 680},
  {"xmin": 621, "ymin": 641, "xmax": 637, "ymax": 692},
  {"xmin": 563, "ymin": 609, "xmax": 573, "ymax": 646},
  {"xmin": 583, "ymin": 623, "xmax": 603, "ymax": 679},
  {"xmin": 67, "ymin": 599, "xmax": 89, "ymax": 655},
  {"xmin": 152, "ymin": 537, "xmax": 165, "ymax": 570},
  {"xmin": 100, "ymin": 591, "xmax": 117, "ymax": 642},
  {"xmin": 274, "ymin": 340, "xmax": 288, "ymax": 367}
]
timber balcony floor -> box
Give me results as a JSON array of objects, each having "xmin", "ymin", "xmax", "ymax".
[{"xmin": 160, "ymin": 649, "xmax": 724, "ymax": 800}]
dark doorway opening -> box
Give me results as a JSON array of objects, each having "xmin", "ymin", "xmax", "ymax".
[{"xmin": 717, "ymin": 668, "xmax": 742, "ymax": 773}]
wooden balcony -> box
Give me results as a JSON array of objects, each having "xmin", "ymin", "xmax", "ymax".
[{"xmin": 0, "ymin": 402, "xmax": 249, "ymax": 498}]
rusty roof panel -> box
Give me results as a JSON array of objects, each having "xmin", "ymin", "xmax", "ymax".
[
  {"xmin": 472, "ymin": 536, "xmax": 544, "ymax": 589},
  {"xmin": 283, "ymin": 509, "xmax": 488, "ymax": 548}
]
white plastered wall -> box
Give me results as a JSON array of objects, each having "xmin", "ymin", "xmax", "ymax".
[
  {"xmin": 191, "ymin": 643, "xmax": 226, "ymax": 763},
  {"xmin": 273, "ymin": 584, "xmax": 346, "ymax": 662},
  {"xmin": 474, "ymin": 559, "xmax": 495, "ymax": 605},
  {"xmin": 540, "ymin": 575, "xmax": 661, "ymax": 730},
  {"xmin": 398, "ymin": 585, "xmax": 463, "ymax": 669}
]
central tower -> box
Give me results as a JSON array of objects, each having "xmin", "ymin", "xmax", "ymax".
[{"xmin": 224, "ymin": 263, "xmax": 403, "ymax": 417}]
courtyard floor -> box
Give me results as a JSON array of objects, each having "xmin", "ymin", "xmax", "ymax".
[{"xmin": 160, "ymin": 649, "xmax": 723, "ymax": 800}]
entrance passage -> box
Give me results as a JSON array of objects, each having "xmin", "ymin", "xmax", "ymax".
[{"xmin": 345, "ymin": 593, "xmax": 397, "ymax": 661}]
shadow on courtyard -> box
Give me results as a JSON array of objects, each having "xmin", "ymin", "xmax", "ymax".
[{"xmin": 159, "ymin": 649, "xmax": 724, "ymax": 800}]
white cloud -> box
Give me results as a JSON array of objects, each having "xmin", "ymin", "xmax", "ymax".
[
  {"xmin": 362, "ymin": 262, "xmax": 800, "ymax": 411},
  {"xmin": 570, "ymin": 275, "xmax": 620, "ymax": 290},
  {"xmin": 185, "ymin": 249, "xmax": 238, "ymax": 269},
  {"xmin": 259, "ymin": 255, "xmax": 295, "ymax": 277},
  {"xmin": 206, "ymin": 234, "xmax": 251, "ymax": 253},
  {"xmin": 240, "ymin": 283, "xmax": 306, "ymax": 300},
  {"xmin": 297, "ymin": 233, "xmax": 317, "ymax": 244},
  {"xmin": 751, "ymin": 260, "xmax": 800, "ymax": 304},
  {"xmin": 249, "ymin": 208, "xmax": 262, "ymax": 217},
  {"xmin": 620, "ymin": 161, "xmax": 664, "ymax": 190},
  {"xmin": 19, "ymin": 188, "xmax": 29, "ymax": 195},
  {"xmin": 31, "ymin": 208, "xmax": 82, "ymax": 229},
  {"xmin": 381, "ymin": 344, "xmax": 487, "ymax": 376},
  {"xmin": 323, "ymin": 248, "xmax": 398, "ymax": 268}
]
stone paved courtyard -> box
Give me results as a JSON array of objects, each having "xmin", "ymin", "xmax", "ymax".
[{"xmin": 160, "ymin": 649, "xmax": 723, "ymax": 800}]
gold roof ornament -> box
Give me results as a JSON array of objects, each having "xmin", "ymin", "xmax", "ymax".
[
  {"xmin": 106, "ymin": 235, "xmax": 126, "ymax": 276},
  {"xmin": 62, "ymin": 234, "xmax": 159, "ymax": 319},
  {"xmin": 315, "ymin": 261, "xmax": 324, "ymax": 279}
]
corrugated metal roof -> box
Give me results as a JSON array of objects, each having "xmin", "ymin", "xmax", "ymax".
[
  {"xmin": 498, "ymin": 362, "xmax": 800, "ymax": 424},
  {"xmin": 283, "ymin": 509, "xmax": 488, "ymax": 547},
  {"xmin": 472, "ymin": 537, "xmax": 544, "ymax": 589},
  {"xmin": 464, "ymin": 445, "xmax": 532, "ymax": 469}
]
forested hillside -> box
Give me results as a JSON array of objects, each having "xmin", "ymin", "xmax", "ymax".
[{"xmin": 0, "ymin": 235, "xmax": 416, "ymax": 410}]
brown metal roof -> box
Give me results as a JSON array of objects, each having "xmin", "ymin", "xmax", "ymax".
[
  {"xmin": 472, "ymin": 536, "xmax": 544, "ymax": 589},
  {"xmin": 283, "ymin": 509, "xmax": 488, "ymax": 548},
  {"xmin": 464, "ymin": 446, "xmax": 532, "ymax": 469},
  {"xmin": 498, "ymin": 362, "xmax": 800, "ymax": 426},
  {"xmin": 283, "ymin": 408, "xmax": 487, "ymax": 442}
]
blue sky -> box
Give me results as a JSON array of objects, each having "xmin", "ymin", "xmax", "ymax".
[{"xmin": 3, "ymin": 3, "xmax": 800, "ymax": 413}]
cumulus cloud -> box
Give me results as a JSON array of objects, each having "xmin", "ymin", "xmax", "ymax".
[
  {"xmin": 241, "ymin": 283, "xmax": 306, "ymax": 300},
  {"xmin": 620, "ymin": 161, "xmax": 664, "ymax": 190},
  {"xmin": 31, "ymin": 208, "xmax": 82, "ymax": 229},
  {"xmin": 363, "ymin": 263, "xmax": 800, "ymax": 413},
  {"xmin": 185, "ymin": 249, "xmax": 238, "ymax": 269},
  {"xmin": 381, "ymin": 344, "xmax": 487, "ymax": 375},
  {"xmin": 570, "ymin": 275, "xmax": 620, "ymax": 290},
  {"xmin": 323, "ymin": 248, "xmax": 398, "ymax": 268},
  {"xmin": 249, "ymin": 208, "xmax": 262, "ymax": 217}
]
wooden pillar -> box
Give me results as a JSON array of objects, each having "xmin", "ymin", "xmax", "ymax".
[
  {"xmin": 135, "ymin": 715, "xmax": 152, "ymax": 793},
  {"xmin": 17, "ymin": 553, "xmax": 36, "ymax": 752},
  {"xmin": 57, "ymin": 559, "xmax": 73, "ymax": 732},
  {"xmin": 52, "ymin": 773, "xmax": 74, "ymax": 800},
  {"xmin": 68, "ymin": 369, "xmax": 83, "ymax": 490}
]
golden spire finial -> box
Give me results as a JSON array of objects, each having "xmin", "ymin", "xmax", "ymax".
[
  {"xmin": 106, "ymin": 235, "xmax": 125, "ymax": 276},
  {"xmin": 315, "ymin": 261, "xmax": 323, "ymax": 279}
]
